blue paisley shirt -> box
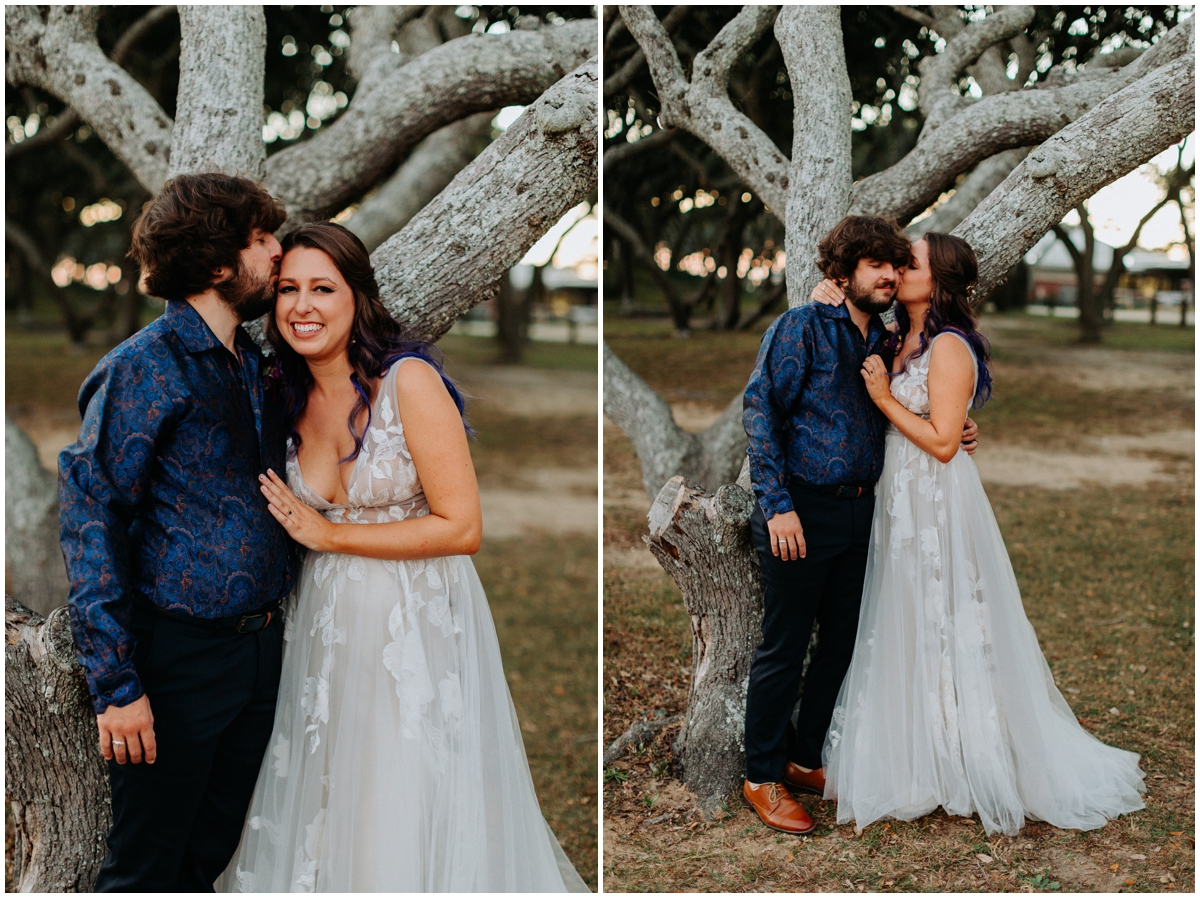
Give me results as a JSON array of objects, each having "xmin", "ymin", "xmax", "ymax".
[
  {"xmin": 60, "ymin": 300, "xmax": 292, "ymax": 713},
  {"xmin": 743, "ymin": 302, "xmax": 892, "ymax": 519}
]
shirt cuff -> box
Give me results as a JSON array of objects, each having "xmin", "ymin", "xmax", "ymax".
[
  {"xmin": 88, "ymin": 665, "xmax": 145, "ymax": 715},
  {"xmin": 757, "ymin": 488, "xmax": 795, "ymax": 520}
]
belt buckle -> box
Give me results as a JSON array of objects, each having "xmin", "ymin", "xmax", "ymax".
[{"xmin": 234, "ymin": 610, "xmax": 271, "ymax": 634}]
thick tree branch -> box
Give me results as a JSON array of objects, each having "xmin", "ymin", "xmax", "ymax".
[
  {"xmin": 851, "ymin": 16, "xmax": 1194, "ymax": 225},
  {"xmin": 347, "ymin": 111, "xmax": 494, "ymax": 253},
  {"xmin": 691, "ymin": 4, "xmax": 777, "ymax": 93},
  {"xmin": 368, "ymin": 58, "xmax": 597, "ymax": 341},
  {"xmin": 603, "ymin": 126, "xmax": 677, "ymax": 173},
  {"xmin": 620, "ymin": 5, "xmax": 790, "ymax": 219},
  {"xmin": 604, "ymin": 5, "xmax": 690, "ymax": 100},
  {"xmin": 5, "ymin": 5, "xmax": 174, "ymax": 192},
  {"xmin": 605, "ymin": 340, "xmax": 747, "ymax": 499},
  {"xmin": 6, "ymin": 4, "xmax": 177, "ymax": 160},
  {"xmin": 776, "ymin": 5, "xmax": 852, "ymax": 307},
  {"xmin": 892, "ymin": 6, "xmax": 934, "ymax": 29},
  {"xmin": 264, "ymin": 20, "xmax": 595, "ymax": 223},
  {"xmin": 345, "ymin": 5, "xmax": 425, "ymax": 98},
  {"xmin": 169, "ymin": 6, "xmax": 266, "ymax": 179},
  {"xmin": 109, "ymin": 4, "xmax": 177, "ymax": 65},
  {"xmin": 919, "ymin": 6, "xmax": 1035, "ymax": 125},
  {"xmin": 908, "ymin": 147, "xmax": 1031, "ymax": 237},
  {"xmin": 955, "ymin": 53, "xmax": 1195, "ymax": 297},
  {"xmin": 604, "ymin": 344, "xmax": 698, "ymax": 498}
]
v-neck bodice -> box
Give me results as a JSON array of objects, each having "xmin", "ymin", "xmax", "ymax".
[{"xmin": 285, "ymin": 358, "xmax": 430, "ymax": 525}]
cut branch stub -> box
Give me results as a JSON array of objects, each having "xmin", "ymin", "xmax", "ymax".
[
  {"xmin": 5, "ymin": 596, "xmax": 111, "ymax": 892},
  {"xmin": 646, "ymin": 476, "xmax": 762, "ymax": 816}
]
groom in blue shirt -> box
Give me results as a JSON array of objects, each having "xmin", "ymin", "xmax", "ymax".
[
  {"xmin": 740, "ymin": 216, "xmax": 976, "ymax": 834},
  {"xmin": 59, "ymin": 173, "xmax": 292, "ymax": 890}
]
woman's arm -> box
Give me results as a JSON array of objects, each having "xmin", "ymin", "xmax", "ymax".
[
  {"xmin": 861, "ymin": 336, "xmax": 975, "ymax": 464},
  {"xmin": 261, "ymin": 359, "xmax": 482, "ymax": 560}
]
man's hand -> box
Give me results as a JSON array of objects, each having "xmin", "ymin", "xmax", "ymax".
[
  {"xmin": 961, "ymin": 417, "xmax": 979, "ymax": 456},
  {"xmin": 97, "ymin": 694, "xmax": 156, "ymax": 765},
  {"xmin": 767, "ymin": 510, "xmax": 806, "ymax": 561}
]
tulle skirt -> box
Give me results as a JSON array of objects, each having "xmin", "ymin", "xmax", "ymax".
[
  {"xmin": 218, "ymin": 549, "xmax": 587, "ymax": 891},
  {"xmin": 823, "ymin": 430, "xmax": 1145, "ymax": 836}
]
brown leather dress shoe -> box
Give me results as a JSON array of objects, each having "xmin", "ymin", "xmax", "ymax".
[
  {"xmin": 783, "ymin": 762, "xmax": 827, "ymax": 797},
  {"xmin": 743, "ymin": 780, "xmax": 815, "ymax": 834}
]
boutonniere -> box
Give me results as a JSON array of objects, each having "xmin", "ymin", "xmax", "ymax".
[
  {"xmin": 262, "ymin": 354, "xmax": 284, "ymax": 388},
  {"xmin": 883, "ymin": 330, "xmax": 903, "ymax": 355}
]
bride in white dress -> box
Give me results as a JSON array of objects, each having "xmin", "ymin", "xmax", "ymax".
[
  {"xmin": 820, "ymin": 233, "xmax": 1145, "ymax": 836},
  {"xmin": 218, "ymin": 223, "xmax": 587, "ymax": 892}
]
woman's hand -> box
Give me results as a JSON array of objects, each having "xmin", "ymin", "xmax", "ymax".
[
  {"xmin": 260, "ymin": 469, "xmax": 333, "ymax": 551},
  {"xmin": 860, "ymin": 354, "xmax": 892, "ymax": 404},
  {"xmin": 810, "ymin": 278, "xmax": 846, "ymax": 307}
]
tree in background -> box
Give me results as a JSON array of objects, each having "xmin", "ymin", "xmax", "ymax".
[
  {"xmin": 602, "ymin": 4, "xmax": 1194, "ymax": 813},
  {"xmin": 1050, "ymin": 141, "xmax": 1194, "ymax": 341},
  {"xmin": 5, "ymin": 5, "xmax": 596, "ymax": 890}
]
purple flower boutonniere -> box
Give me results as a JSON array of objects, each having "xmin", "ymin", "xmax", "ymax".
[
  {"xmin": 262, "ymin": 355, "xmax": 284, "ymax": 389},
  {"xmin": 883, "ymin": 331, "xmax": 903, "ymax": 356}
]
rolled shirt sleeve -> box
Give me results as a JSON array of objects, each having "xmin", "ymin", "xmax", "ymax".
[
  {"xmin": 743, "ymin": 312, "xmax": 810, "ymax": 519},
  {"xmin": 59, "ymin": 359, "xmax": 175, "ymax": 714}
]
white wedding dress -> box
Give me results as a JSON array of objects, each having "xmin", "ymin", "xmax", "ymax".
[
  {"xmin": 219, "ymin": 358, "xmax": 588, "ymax": 892},
  {"xmin": 823, "ymin": 332, "xmax": 1145, "ymax": 836}
]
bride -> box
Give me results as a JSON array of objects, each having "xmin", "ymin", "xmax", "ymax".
[
  {"xmin": 816, "ymin": 232, "xmax": 1145, "ymax": 836},
  {"xmin": 219, "ymin": 222, "xmax": 587, "ymax": 891}
]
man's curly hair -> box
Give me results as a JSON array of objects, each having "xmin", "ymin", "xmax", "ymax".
[
  {"xmin": 129, "ymin": 173, "xmax": 287, "ymax": 301},
  {"xmin": 816, "ymin": 216, "xmax": 911, "ymax": 282}
]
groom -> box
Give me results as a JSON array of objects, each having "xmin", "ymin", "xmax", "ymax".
[
  {"xmin": 740, "ymin": 216, "xmax": 977, "ymax": 833},
  {"xmin": 59, "ymin": 172, "xmax": 292, "ymax": 890}
]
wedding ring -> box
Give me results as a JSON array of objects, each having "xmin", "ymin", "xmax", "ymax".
[
  {"xmin": 287, "ymin": 510, "xmax": 293, "ymax": 516},
  {"xmin": 112, "ymin": 740, "xmax": 125, "ymax": 746},
  {"xmin": 778, "ymin": 538, "xmax": 787, "ymax": 544}
]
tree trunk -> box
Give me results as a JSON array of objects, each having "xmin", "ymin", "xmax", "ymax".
[
  {"xmin": 496, "ymin": 271, "xmax": 524, "ymax": 364},
  {"xmin": 6, "ymin": 596, "xmax": 112, "ymax": 892},
  {"xmin": 5, "ymin": 418, "xmax": 70, "ymax": 618},
  {"xmin": 1076, "ymin": 213, "xmax": 1101, "ymax": 344},
  {"xmin": 645, "ymin": 477, "xmax": 762, "ymax": 816}
]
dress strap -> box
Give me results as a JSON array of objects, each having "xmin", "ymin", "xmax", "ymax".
[{"xmin": 931, "ymin": 329, "xmax": 978, "ymax": 401}]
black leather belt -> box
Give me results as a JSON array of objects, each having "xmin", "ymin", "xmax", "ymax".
[
  {"xmin": 133, "ymin": 596, "xmax": 281, "ymax": 633},
  {"xmin": 793, "ymin": 480, "xmax": 877, "ymax": 499}
]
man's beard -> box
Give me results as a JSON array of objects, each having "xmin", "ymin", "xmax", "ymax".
[
  {"xmin": 216, "ymin": 263, "xmax": 278, "ymax": 323},
  {"xmin": 844, "ymin": 274, "xmax": 895, "ymax": 315}
]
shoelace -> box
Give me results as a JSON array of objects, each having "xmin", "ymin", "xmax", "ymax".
[{"xmin": 766, "ymin": 783, "xmax": 782, "ymax": 803}]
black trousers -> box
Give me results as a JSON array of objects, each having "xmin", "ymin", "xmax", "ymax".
[
  {"xmin": 93, "ymin": 605, "xmax": 283, "ymax": 892},
  {"xmin": 744, "ymin": 481, "xmax": 874, "ymax": 782}
]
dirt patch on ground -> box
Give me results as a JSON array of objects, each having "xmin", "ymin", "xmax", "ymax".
[{"xmin": 454, "ymin": 364, "xmax": 597, "ymax": 417}]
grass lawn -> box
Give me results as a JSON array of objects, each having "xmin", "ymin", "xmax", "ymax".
[{"xmin": 603, "ymin": 312, "xmax": 1194, "ymax": 892}]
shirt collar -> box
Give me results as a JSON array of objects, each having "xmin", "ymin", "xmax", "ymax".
[
  {"xmin": 164, "ymin": 300, "xmax": 224, "ymax": 354},
  {"xmin": 814, "ymin": 299, "xmax": 887, "ymax": 342},
  {"xmin": 164, "ymin": 300, "xmax": 263, "ymax": 358}
]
